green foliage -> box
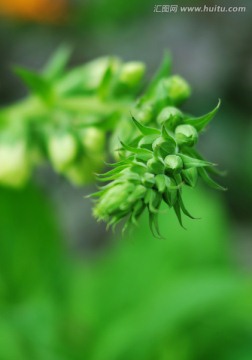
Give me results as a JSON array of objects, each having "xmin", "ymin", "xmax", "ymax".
[{"xmin": 0, "ymin": 184, "xmax": 251, "ymax": 359}]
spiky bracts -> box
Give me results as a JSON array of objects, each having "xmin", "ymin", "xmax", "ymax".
[{"xmin": 93, "ymin": 101, "xmax": 225, "ymax": 237}]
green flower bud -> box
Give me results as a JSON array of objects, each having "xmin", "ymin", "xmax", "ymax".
[
  {"xmin": 164, "ymin": 155, "xmax": 183, "ymax": 173},
  {"xmin": 163, "ymin": 75, "xmax": 191, "ymax": 104},
  {"xmin": 175, "ymin": 124, "xmax": 198, "ymax": 147},
  {"xmin": 139, "ymin": 134, "xmax": 159, "ymax": 151},
  {"xmin": 83, "ymin": 57, "xmax": 121, "ymax": 90},
  {"xmin": 48, "ymin": 133, "xmax": 77, "ymax": 171},
  {"xmin": 126, "ymin": 185, "xmax": 146, "ymax": 204},
  {"xmin": 141, "ymin": 172, "xmax": 155, "ymax": 188},
  {"xmin": 152, "ymin": 136, "xmax": 176, "ymax": 157},
  {"xmin": 147, "ymin": 157, "xmax": 164, "ymax": 174},
  {"xmin": 157, "ymin": 106, "xmax": 183, "ymax": 125},
  {"xmin": 119, "ymin": 62, "xmax": 146, "ymax": 87},
  {"xmin": 94, "ymin": 182, "xmax": 135, "ymax": 220},
  {"xmin": 0, "ymin": 141, "xmax": 30, "ymax": 188},
  {"xmin": 65, "ymin": 155, "xmax": 103, "ymax": 186},
  {"xmin": 81, "ymin": 127, "xmax": 105, "ymax": 153},
  {"xmin": 132, "ymin": 103, "xmax": 153, "ymax": 124}
]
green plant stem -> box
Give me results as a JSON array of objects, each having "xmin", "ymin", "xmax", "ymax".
[{"xmin": 0, "ymin": 95, "xmax": 133, "ymax": 129}]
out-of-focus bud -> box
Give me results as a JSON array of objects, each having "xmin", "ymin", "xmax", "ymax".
[
  {"xmin": 175, "ymin": 124, "xmax": 198, "ymax": 147},
  {"xmin": 164, "ymin": 154, "xmax": 183, "ymax": 173},
  {"xmin": 84, "ymin": 57, "xmax": 121, "ymax": 90},
  {"xmin": 65, "ymin": 154, "xmax": 104, "ymax": 186},
  {"xmin": 109, "ymin": 117, "xmax": 135, "ymax": 160},
  {"xmin": 48, "ymin": 133, "xmax": 77, "ymax": 171},
  {"xmin": 81, "ymin": 127, "xmax": 105, "ymax": 153},
  {"xmin": 0, "ymin": 141, "xmax": 30, "ymax": 188},
  {"xmin": 163, "ymin": 75, "xmax": 191, "ymax": 104},
  {"xmin": 133, "ymin": 103, "xmax": 153, "ymax": 124},
  {"xmin": 119, "ymin": 62, "xmax": 146, "ymax": 87},
  {"xmin": 157, "ymin": 106, "xmax": 183, "ymax": 125}
]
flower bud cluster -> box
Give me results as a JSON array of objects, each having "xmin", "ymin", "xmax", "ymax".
[
  {"xmin": 0, "ymin": 49, "xmax": 147, "ymax": 188},
  {"xmin": 93, "ymin": 101, "xmax": 224, "ymax": 236}
]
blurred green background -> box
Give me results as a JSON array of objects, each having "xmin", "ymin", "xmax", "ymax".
[{"xmin": 0, "ymin": 0, "xmax": 251, "ymax": 359}]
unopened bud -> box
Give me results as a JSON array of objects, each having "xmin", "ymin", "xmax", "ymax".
[
  {"xmin": 84, "ymin": 57, "xmax": 121, "ymax": 90},
  {"xmin": 94, "ymin": 182, "xmax": 135, "ymax": 220},
  {"xmin": 157, "ymin": 106, "xmax": 183, "ymax": 125},
  {"xmin": 175, "ymin": 124, "xmax": 198, "ymax": 147},
  {"xmin": 48, "ymin": 133, "xmax": 77, "ymax": 171},
  {"xmin": 141, "ymin": 172, "xmax": 155, "ymax": 188},
  {"xmin": 0, "ymin": 141, "xmax": 30, "ymax": 187},
  {"xmin": 147, "ymin": 157, "xmax": 164, "ymax": 174},
  {"xmin": 119, "ymin": 62, "xmax": 145, "ymax": 87},
  {"xmin": 133, "ymin": 104, "xmax": 153, "ymax": 124},
  {"xmin": 164, "ymin": 155, "xmax": 183, "ymax": 173},
  {"xmin": 163, "ymin": 75, "xmax": 191, "ymax": 104},
  {"xmin": 81, "ymin": 127, "xmax": 105, "ymax": 153},
  {"xmin": 152, "ymin": 136, "xmax": 176, "ymax": 157}
]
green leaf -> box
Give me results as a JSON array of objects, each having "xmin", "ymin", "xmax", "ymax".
[
  {"xmin": 173, "ymin": 201, "xmax": 186, "ymax": 229},
  {"xmin": 181, "ymin": 167, "xmax": 198, "ymax": 187},
  {"xmin": 178, "ymin": 191, "xmax": 198, "ymax": 219},
  {"xmin": 178, "ymin": 153, "xmax": 216, "ymax": 169},
  {"xmin": 130, "ymin": 200, "xmax": 145, "ymax": 225},
  {"xmin": 97, "ymin": 165, "xmax": 129, "ymax": 178},
  {"xmin": 14, "ymin": 67, "xmax": 52, "ymax": 102},
  {"xmin": 185, "ymin": 148, "xmax": 227, "ymax": 177},
  {"xmin": 149, "ymin": 212, "xmax": 162, "ymax": 239},
  {"xmin": 163, "ymin": 187, "xmax": 177, "ymax": 207},
  {"xmin": 98, "ymin": 59, "xmax": 115, "ymax": 99},
  {"xmin": 145, "ymin": 51, "xmax": 171, "ymax": 97},
  {"xmin": 43, "ymin": 44, "xmax": 72, "ymax": 80},
  {"xmin": 198, "ymin": 167, "xmax": 227, "ymax": 191},
  {"xmin": 132, "ymin": 116, "xmax": 160, "ymax": 135},
  {"xmin": 184, "ymin": 99, "xmax": 221, "ymax": 132},
  {"xmin": 120, "ymin": 141, "xmax": 153, "ymax": 161},
  {"xmin": 148, "ymin": 191, "xmax": 162, "ymax": 214},
  {"xmin": 105, "ymin": 156, "xmax": 134, "ymax": 167}
]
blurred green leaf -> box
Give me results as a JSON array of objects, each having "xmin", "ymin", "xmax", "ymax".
[
  {"xmin": 14, "ymin": 67, "xmax": 53, "ymax": 103},
  {"xmin": 43, "ymin": 45, "xmax": 72, "ymax": 80}
]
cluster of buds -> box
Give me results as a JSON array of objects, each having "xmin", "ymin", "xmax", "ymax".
[
  {"xmin": 108, "ymin": 53, "xmax": 192, "ymax": 155},
  {"xmin": 0, "ymin": 48, "xmax": 226, "ymax": 236},
  {"xmin": 93, "ymin": 98, "xmax": 224, "ymax": 236},
  {"xmin": 0, "ymin": 125, "xmax": 105, "ymax": 188},
  {"xmin": 0, "ymin": 47, "xmax": 147, "ymax": 188}
]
